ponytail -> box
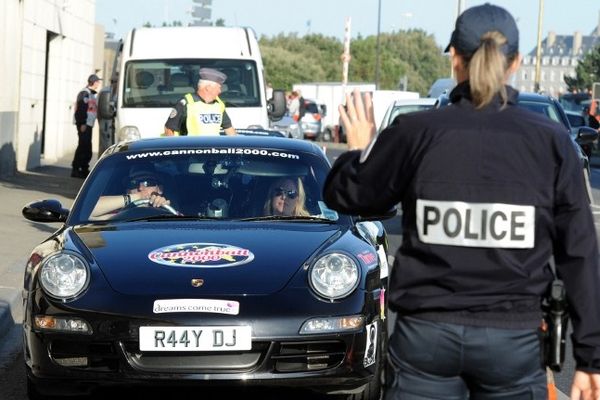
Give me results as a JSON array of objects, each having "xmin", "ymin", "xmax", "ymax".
[{"xmin": 467, "ymin": 31, "xmax": 517, "ymax": 109}]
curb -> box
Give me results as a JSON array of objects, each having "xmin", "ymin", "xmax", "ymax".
[{"xmin": 0, "ymin": 288, "xmax": 22, "ymax": 370}]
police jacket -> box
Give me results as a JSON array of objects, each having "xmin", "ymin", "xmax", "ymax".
[
  {"xmin": 323, "ymin": 81, "xmax": 600, "ymax": 371},
  {"xmin": 164, "ymin": 93, "xmax": 232, "ymax": 135}
]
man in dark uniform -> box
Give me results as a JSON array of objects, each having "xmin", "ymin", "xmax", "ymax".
[
  {"xmin": 324, "ymin": 4, "xmax": 600, "ymax": 399},
  {"xmin": 72, "ymin": 74, "xmax": 101, "ymax": 178},
  {"xmin": 164, "ymin": 68, "xmax": 236, "ymax": 136}
]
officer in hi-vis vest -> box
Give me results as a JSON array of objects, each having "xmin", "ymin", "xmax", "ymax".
[{"xmin": 164, "ymin": 68, "xmax": 236, "ymax": 136}]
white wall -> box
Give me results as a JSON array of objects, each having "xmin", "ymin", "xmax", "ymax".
[{"xmin": 0, "ymin": 0, "xmax": 98, "ymax": 173}]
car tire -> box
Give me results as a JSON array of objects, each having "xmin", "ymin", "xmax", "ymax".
[{"xmin": 27, "ymin": 376, "xmax": 49, "ymax": 400}]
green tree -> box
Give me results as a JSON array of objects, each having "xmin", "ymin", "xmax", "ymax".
[
  {"xmin": 565, "ymin": 44, "xmax": 600, "ymax": 92},
  {"xmin": 259, "ymin": 30, "xmax": 450, "ymax": 95}
]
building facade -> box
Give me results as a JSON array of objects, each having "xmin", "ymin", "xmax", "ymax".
[
  {"xmin": 513, "ymin": 12, "xmax": 600, "ymax": 97},
  {"xmin": 0, "ymin": 0, "xmax": 103, "ymax": 176}
]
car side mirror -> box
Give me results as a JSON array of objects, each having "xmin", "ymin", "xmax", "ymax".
[
  {"xmin": 22, "ymin": 199, "xmax": 69, "ymax": 223},
  {"xmin": 268, "ymin": 89, "xmax": 286, "ymax": 122},
  {"xmin": 576, "ymin": 126, "xmax": 599, "ymax": 146},
  {"xmin": 98, "ymin": 88, "xmax": 115, "ymax": 120},
  {"xmin": 320, "ymin": 104, "xmax": 327, "ymax": 116}
]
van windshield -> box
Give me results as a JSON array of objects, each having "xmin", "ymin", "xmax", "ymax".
[{"xmin": 122, "ymin": 59, "xmax": 261, "ymax": 108}]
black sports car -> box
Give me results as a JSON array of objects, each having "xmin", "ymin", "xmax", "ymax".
[{"xmin": 22, "ymin": 135, "xmax": 392, "ymax": 399}]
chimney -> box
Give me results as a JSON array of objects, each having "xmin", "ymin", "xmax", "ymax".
[
  {"xmin": 546, "ymin": 31, "xmax": 556, "ymax": 49},
  {"xmin": 572, "ymin": 31, "xmax": 582, "ymax": 56}
]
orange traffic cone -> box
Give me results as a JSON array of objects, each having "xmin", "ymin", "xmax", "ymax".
[{"xmin": 547, "ymin": 367, "xmax": 557, "ymax": 400}]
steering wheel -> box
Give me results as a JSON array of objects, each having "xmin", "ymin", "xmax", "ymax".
[{"xmin": 129, "ymin": 198, "xmax": 179, "ymax": 215}]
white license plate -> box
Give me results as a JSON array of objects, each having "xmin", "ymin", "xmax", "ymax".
[{"xmin": 139, "ymin": 326, "xmax": 252, "ymax": 352}]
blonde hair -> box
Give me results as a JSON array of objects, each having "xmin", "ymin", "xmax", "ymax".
[
  {"xmin": 466, "ymin": 31, "xmax": 517, "ymax": 109},
  {"xmin": 263, "ymin": 177, "xmax": 310, "ymax": 217}
]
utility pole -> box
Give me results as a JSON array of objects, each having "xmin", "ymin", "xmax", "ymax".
[
  {"xmin": 534, "ymin": 0, "xmax": 544, "ymax": 93},
  {"xmin": 341, "ymin": 17, "xmax": 352, "ymax": 89},
  {"xmin": 375, "ymin": 0, "xmax": 382, "ymax": 89}
]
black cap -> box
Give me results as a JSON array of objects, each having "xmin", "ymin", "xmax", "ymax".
[
  {"xmin": 87, "ymin": 74, "xmax": 102, "ymax": 85},
  {"xmin": 445, "ymin": 3, "xmax": 519, "ymax": 56},
  {"xmin": 198, "ymin": 68, "xmax": 227, "ymax": 85}
]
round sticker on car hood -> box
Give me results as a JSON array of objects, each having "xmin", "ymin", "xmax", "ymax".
[{"xmin": 148, "ymin": 243, "xmax": 254, "ymax": 268}]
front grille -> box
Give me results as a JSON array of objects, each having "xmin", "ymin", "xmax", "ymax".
[
  {"xmin": 122, "ymin": 341, "xmax": 270, "ymax": 373},
  {"xmin": 271, "ymin": 341, "xmax": 345, "ymax": 372}
]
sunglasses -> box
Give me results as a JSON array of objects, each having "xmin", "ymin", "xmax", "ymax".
[
  {"xmin": 128, "ymin": 178, "xmax": 160, "ymax": 190},
  {"xmin": 272, "ymin": 187, "xmax": 298, "ymax": 199}
]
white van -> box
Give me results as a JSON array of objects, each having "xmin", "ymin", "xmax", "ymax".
[{"xmin": 98, "ymin": 26, "xmax": 285, "ymax": 150}]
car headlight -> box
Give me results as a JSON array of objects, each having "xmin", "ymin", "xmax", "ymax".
[
  {"xmin": 39, "ymin": 252, "xmax": 89, "ymax": 300},
  {"xmin": 117, "ymin": 125, "xmax": 141, "ymax": 142},
  {"xmin": 309, "ymin": 253, "xmax": 359, "ymax": 300}
]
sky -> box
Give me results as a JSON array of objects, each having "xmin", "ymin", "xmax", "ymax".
[{"xmin": 96, "ymin": 0, "xmax": 600, "ymax": 55}]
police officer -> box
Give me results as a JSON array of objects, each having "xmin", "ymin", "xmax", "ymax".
[
  {"xmin": 71, "ymin": 74, "xmax": 102, "ymax": 178},
  {"xmin": 323, "ymin": 4, "xmax": 600, "ymax": 399},
  {"xmin": 164, "ymin": 68, "xmax": 236, "ymax": 136}
]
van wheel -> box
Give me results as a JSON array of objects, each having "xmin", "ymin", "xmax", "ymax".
[{"xmin": 319, "ymin": 128, "xmax": 333, "ymax": 142}]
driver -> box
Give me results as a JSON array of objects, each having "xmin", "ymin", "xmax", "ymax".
[{"xmin": 90, "ymin": 168, "xmax": 171, "ymax": 220}]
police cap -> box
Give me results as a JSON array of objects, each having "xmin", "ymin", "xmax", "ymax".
[{"xmin": 198, "ymin": 68, "xmax": 227, "ymax": 85}]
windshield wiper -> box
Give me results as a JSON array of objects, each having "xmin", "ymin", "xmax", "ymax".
[{"xmin": 239, "ymin": 215, "xmax": 336, "ymax": 223}]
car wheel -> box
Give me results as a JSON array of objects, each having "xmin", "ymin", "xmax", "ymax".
[{"xmin": 584, "ymin": 168, "xmax": 594, "ymax": 205}]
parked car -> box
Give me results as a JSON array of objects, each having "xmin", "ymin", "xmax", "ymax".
[
  {"xmin": 21, "ymin": 133, "xmax": 392, "ymax": 399},
  {"xmin": 300, "ymin": 98, "xmax": 325, "ymax": 140},
  {"xmin": 379, "ymin": 98, "xmax": 438, "ymax": 132},
  {"xmin": 436, "ymin": 91, "xmax": 598, "ymax": 202},
  {"xmin": 268, "ymin": 114, "xmax": 303, "ymax": 139}
]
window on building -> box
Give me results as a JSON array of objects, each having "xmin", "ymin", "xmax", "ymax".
[
  {"xmin": 571, "ymin": 58, "xmax": 579, "ymax": 67},
  {"xmin": 550, "ymin": 71, "xmax": 555, "ymax": 81},
  {"xmin": 542, "ymin": 57, "xmax": 550, "ymax": 65},
  {"xmin": 522, "ymin": 71, "xmax": 528, "ymax": 80}
]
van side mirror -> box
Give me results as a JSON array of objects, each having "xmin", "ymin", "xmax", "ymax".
[
  {"xmin": 268, "ymin": 89, "xmax": 286, "ymax": 122},
  {"xmin": 98, "ymin": 88, "xmax": 115, "ymax": 120},
  {"xmin": 320, "ymin": 104, "xmax": 327, "ymax": 116}
]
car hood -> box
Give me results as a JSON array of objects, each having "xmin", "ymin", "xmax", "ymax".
[{"xmin": 73, "ymin": 222, "xmax": 341, "ymax": 296}]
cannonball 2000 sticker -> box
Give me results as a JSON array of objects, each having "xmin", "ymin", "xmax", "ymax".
[{"xmin": 148, "ymin": 243, "xmax": 254, "ymax": 268}]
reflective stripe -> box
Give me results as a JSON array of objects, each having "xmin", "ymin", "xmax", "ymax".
[
  {"xmin": 416, "ymin": 199, "xmax": 535, "ymax": 248},
  {"xmin": 185, "ymin": 94, "xmax": 226, "ymax": 136}
]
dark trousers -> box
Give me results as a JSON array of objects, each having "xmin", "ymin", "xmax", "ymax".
[
  {"xmin": 72, "ymin": 125, "xmax": 92, "ymax": 172},
  {"xmin": 385, "ymin": 315, "xmax": 547, "ymax": 400}
]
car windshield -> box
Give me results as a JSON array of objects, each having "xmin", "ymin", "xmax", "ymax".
[
  {"xmin": 122, "ymin": 59, "xmax": 261, "ymax": 108},
  {"xmin": 517, "ymin": 100, "xmax": 566, "ymax": 128},
  {"xmin": 69, "ymin": 146, "xmax": 342, "ymax": 225}
]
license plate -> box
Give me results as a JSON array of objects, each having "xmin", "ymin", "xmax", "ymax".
[{"xmin": 139, "ymin": 326, "xmax": 252, "ymax": 351}]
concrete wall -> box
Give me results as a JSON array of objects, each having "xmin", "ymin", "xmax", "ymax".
[
  {"xmin": 0, "ymin": 0, "xmax": 99, "ymax": 175},
  {"xmin": 0, "ymin": 1, "xmax": 23, "ymax": 176}
]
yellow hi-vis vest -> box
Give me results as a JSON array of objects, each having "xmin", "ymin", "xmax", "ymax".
[{"xmin": 185, "ymin": 93, "xmax": 226, "ymax": 136}]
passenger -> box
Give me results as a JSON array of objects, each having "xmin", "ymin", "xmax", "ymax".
[
  {"xmin": 90, "ymin": 168, "xmax": 171, "ymax": 220},
  {"xmin": 263, "ymin": 177, "xmax": 309, "ymax": 217}
]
